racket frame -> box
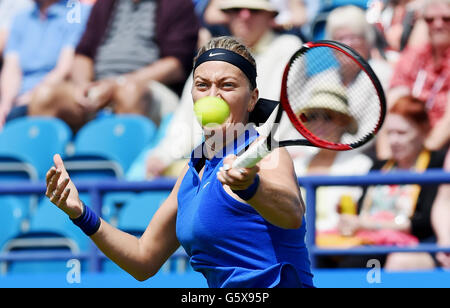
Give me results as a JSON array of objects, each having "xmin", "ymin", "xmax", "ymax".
[
  {"xmin": 232, "ymin": 40, "xmax": 387, "ymax": 169},
  {"xmin": 277, "ymin": 40, "xmax": 386, "ymax": 151}
]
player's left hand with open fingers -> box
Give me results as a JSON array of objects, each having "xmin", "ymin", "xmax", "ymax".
[
  {"xmin": 217, "ymin": 155, "xmax": 260, "ymax": 191},
  {"xmin": 46, "ymin": 154, "xmax": 84, "ymax": 219}
]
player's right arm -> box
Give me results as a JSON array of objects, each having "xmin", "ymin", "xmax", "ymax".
[{"xmin": 46, "ymin": 154, "xmax": 188, "ymax": 281}]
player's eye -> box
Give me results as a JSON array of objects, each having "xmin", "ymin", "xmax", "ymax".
[
  {"xmin": 323, "ymin": 113, "xmax": 332, "ymax": 121},
  {"xmin": 195, "ymin": 82, "xmax": 209, "ymax": 90},
  {"xmin": 222, "ymin": 82, "xmax": 236, "ymax": 89},
  {"xmin": 308, "ymin": 112, "xmax": 318, "ymax": 121}
]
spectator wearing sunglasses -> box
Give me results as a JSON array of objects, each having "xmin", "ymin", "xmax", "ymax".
[{"xmin": 380, "ymin": 0, "xmax": 449, "ymax": 160}]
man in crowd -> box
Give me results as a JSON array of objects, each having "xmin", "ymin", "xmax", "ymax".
[
  {"xmin": 27, "ymin": 0, "xmax": 200, "ymax": 132},
  {"xmin": 0, "ymin": 0, "xmax": 91, "ymax": 129}
]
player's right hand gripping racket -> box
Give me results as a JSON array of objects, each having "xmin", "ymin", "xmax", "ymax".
[{"xmin": 233, "ymin": 40, "xmax": 386, "ymax": 168}]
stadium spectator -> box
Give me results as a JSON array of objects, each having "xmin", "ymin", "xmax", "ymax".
[
  {"xmin": 193, "ymin": 0, "xmax": 231, "ymax": 49},
  {"xmin": 27, "ymin": 0, "xmax": 200, "ymax": 132},
  {"xmin": 202, "ymin": 0, "xmax": 309, "ymax": 37},
  {"xmin": 426, "ymin": 103, "xmax": 449, "ymax": 270},
  {"xmin": 301, "ymin": 0, "xmax": 321, "ymax": 37},
  {"xmin": 289, "ymin": 87, "xmax": 373, "ymax": 234},
  {"xmin": 0, "ymin": 0, "xmax": 91, "ymax": 130},
  {"xmin": 366, "ymin": 0, "xmax": 428, "ymax": 60},
  {"xmin": 45, "ymin": 36, "xmax": 314, "ymax": 288},
  {"xmin": 320, "ymin": 4, "xmax": 393, "ymax": 159},
  {"xmin": 0, "ymin": 0, "xmax": 33, "ymax": 58},
  {"xmin": 338, "ymin": 96, "xmax": 447, "ymax": 270},
  {"xmin": 269, "ymin": 0, "xmax": 308, "ymax": 34},
  {"xmin": 201, "ymin": 0, "xmax": 230, "ymax": 28},
  {"xmin": 128, "ymin": 0, "xmax": 303, "ymax": 180},
  {"xmin": 325, "ymin": 5, "xmax": 393, "ymax": 91},
  {"xmin": 425, "ymin": 99, "xmax": 450, "ymax": 156},
  {"xmin": 294, "ymin": 5, "xmax": 391, "ymax": 161},
  {"xmin": 380, "ymin": 0, "xmax": 449, "ymax": 159}
]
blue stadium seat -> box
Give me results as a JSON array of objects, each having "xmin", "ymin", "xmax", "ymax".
[
  {"xmin": 306, "ymin": 47, "xmax": 338, "ymax": 76},
  {"xmin": 0, "ymin": 117, "xmax": 72, "ymax": 179},
  {"xmin": 0, "ymin": 117, "xmax": 70, "ymax": 228},
  {"xmin": 4, "ymin": 258, "xmax": 84, "ymax": 274},
  {"xmin": 101, "ymin": 192, "xmax": 136, "ymax": 226},
  {"xmin": 0, "ymin": 196, "xmax": 25, "ymax": 250},
  {"xmin": 0, "ymin": 157, "xmax": 38, "ymax": 225},
  {"xmin": 320, "ymin": 0, "xmax": 369, "ymax": 12},
  {"xmin": 64, "ymin": 154, "xmax": 124, "ymax": 180},
  {"xmin": 102, "ymin": 191, "xmax": 173, "ymax": 273},
  {"xmin": 65, "ymin": 115, "xmax": 157, "ymax": 180},
  {"xmin": 0, "ymin": 157, "xmax": 38, "ymax": 182},
  {"xmin": 125, "ymin": 113, "xmax": 174, "ymax": 180},
  {"xmin": 149, "ymin": 112, "xmax": 173, "ymax": 148},
  {"xmin": 27, "ymin": 198, "xmax": 89, "ymax": 251},
  {"xmin": 117, "ymin": 191, "xmax": 169, "ymax": 234},
  {"xmin": 0, "ymin": 198, "xmax": 90, "ymax": 274}
]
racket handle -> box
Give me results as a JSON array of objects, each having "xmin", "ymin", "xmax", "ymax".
[{"xmin": 232, "ymin": 139, "xmax": 271, "ymax": 168}]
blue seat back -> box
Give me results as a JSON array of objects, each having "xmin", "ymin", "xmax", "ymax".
[
  {"xmin": 102, "ymin": 192, "xmax": 136, "ymax": 224},
  {"xmin": 118, "ymin": 191, "xmax": 169, "ymax": 233},
  {"xmin": 149, "ymin": 113, "xmax": 173, "ymax": 148},
  {"xmin": 0, "ymin": 117, "xmax": 72, "ymax": 179},
  {"xmin": 64, "ymin": 154, "xmax": 124, "ymax": 181},
  {"xmin": 320, "ymin": 0, "xmax": 369, "ymax": 12},
  {"xmin": 73, "ymin": 115, "xmax": 156, "ymax": 173},
  {"xmin": 28, "ymin": 199, "xmax": 89, "ymax": 251},
  {"xmin": 103, "ymin": 191, "xmax": 168, "ymax": 273},
  {"xmin": 0, "ymin": 196, "xmax": 24, "ymax": 249},
  {"xmin": 6, "ymin": 259, "xmax": 86, "ymax": 274}
]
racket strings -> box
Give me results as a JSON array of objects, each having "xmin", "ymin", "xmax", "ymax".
[{"xmin": 285, "ymin": 46, "xmax": 382, "ymax": 147}]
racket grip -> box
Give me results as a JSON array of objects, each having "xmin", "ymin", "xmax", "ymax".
[{"xmin": 232, "ymin": 139, "xmax": 271, "ymax": 168}]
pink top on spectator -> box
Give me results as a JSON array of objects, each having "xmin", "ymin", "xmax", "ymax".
[{"xmin": 390, "ymin": 44, "xmax": 450, "ymax": 127}]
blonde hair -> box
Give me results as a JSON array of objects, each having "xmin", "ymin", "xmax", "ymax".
[{"xmin": 326, "ymin": 5, "xmax": 376, "ymax": 46}]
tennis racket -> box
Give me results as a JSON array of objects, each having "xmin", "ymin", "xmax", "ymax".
[{"xmin": 233, "ymin": 40, "xmax": 386, "ymax": 168}]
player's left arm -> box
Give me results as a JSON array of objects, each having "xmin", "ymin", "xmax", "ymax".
[{"xmin": 218, "ymin": 148, "xmax": 305, "ymax": 229}]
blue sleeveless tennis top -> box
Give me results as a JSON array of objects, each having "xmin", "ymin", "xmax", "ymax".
[{"xmin": 176, "ymin": 127, "xmax": 314, "ymax": 288}]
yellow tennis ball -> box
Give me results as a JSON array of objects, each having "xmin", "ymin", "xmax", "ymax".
[{"xmin": 194, "ymin": 96, "xmax": 230, "ymax": 127}]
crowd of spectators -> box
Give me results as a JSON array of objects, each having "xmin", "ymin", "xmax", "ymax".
[{"xmin": 0, "ymin": 0, "xmax": 448, "ymax": 270}]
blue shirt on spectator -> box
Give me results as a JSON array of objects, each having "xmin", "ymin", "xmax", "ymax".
[{"xmin": 4, "ymin": 0, "xmax": 91, "ymax": 95}]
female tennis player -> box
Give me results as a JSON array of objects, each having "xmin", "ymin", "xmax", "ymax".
[{"xmin": 45, "ymin": 36, "xmax": 314, "ymax": 288}]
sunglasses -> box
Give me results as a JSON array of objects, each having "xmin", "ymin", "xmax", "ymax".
[
  {"xmin": 424, "ymin": 15, "xmax": 450, "ymax": 24},
  {"xmin": 223, "ymin": 8, "xmax": 264, "ymax": 14},
  {"xmin": 298, "ymin": 110, "xmax": 351, "ymax": 123}
]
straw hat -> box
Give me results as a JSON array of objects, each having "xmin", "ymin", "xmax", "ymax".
[
  {"xmin": 219, "ymin": 0, "xmax": 278, "ymax": 15},
  {"xmin": 297, "ymin": 85, "xmax": 358, "ymax": 134}
]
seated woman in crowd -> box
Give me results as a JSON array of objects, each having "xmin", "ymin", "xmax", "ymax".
[
  {"xmin": 338, "ymin": 96, "xmax": 447, "ymax": 270},
  {"xmin": 290, "ymin": 84, "xmax": 373, "ymax": 234},
  {"xmin": 379, "ymin": 0, "xmax": 449, "ymax": 159}
]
